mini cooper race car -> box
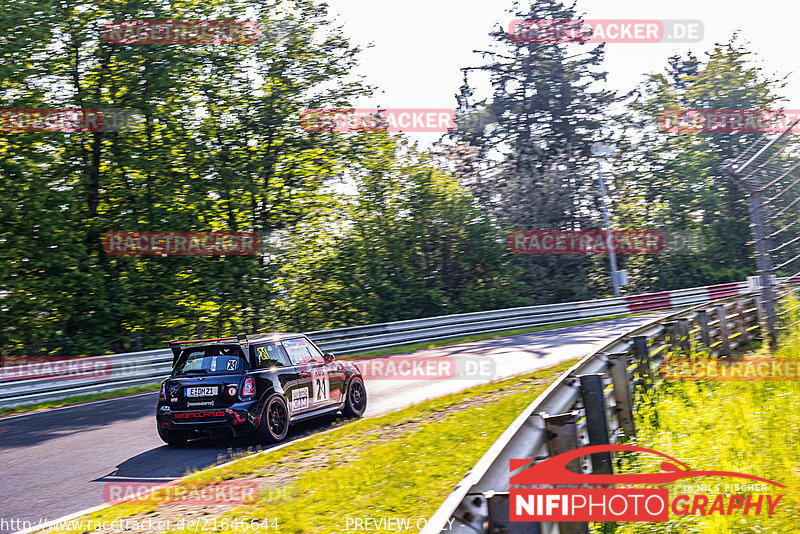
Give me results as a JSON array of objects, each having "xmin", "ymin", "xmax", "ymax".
[{"xmin": 156, "ymin": 333, "xmax": 366, "ymax": 445}]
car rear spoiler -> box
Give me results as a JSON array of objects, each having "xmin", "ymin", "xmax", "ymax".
[{"xmin": 168, "ymin": 334, "xmax": 251, "ymax": 365}]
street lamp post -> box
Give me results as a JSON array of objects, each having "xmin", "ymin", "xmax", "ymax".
[{"xmin": 591, "ymin": 142, "xmax": 620, "ymax": 297}]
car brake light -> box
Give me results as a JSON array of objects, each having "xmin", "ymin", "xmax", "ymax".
[
  {"xmin": 159, "ymin": 382, "xmax": 167, "ymax": 401},
  {"xmin": 241, "ymin": 377, "xmax": 255, "ymax": 399}
]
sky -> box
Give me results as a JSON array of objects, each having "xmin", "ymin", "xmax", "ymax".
[{"xmin": 322, "ymin": 0, "xmax": 797, "ymax": 145}]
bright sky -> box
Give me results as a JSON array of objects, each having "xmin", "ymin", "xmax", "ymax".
[{"xmin": 323, "ymin": 0, "xmax": 797, "ymax": 145}]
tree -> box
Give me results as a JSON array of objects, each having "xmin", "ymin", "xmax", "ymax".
[
  {"xmin": 272, "ymin": 137, "xmax": 525, "ymax": 330},
  {"xmin": 441, "ymin": 0, "xmax": 617, "ymax": 303},
  {"xmin": 613, "ymin": 35, "xmax": 787, "ymax": 292},
  {"xmin": 0, "ymin": 0, "xmax": 373, "ymax": 354}
]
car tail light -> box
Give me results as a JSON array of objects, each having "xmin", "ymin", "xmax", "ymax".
[
  {"xmin": 241, "ymin": 377, "xmax": 255, "ymax": 399},
  {"xmin": 159, "ymin": 382, "xmax": 167, "ymax": 401}
]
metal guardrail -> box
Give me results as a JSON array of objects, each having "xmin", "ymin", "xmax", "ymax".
[
  {"xmin": 421, "ymin": 291, "xmax": 763, "ymax": 534},
  {"xmin": 0, "ymin": 281, "xmax": 748, "ymax": 409}
]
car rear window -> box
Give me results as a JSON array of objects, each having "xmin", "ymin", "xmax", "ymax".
[{"xmin": 173, "ymin": 345, "xmax": 246, "ymax": 376}]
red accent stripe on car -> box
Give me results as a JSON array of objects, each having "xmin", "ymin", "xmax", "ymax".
[{"xmin": 168, "ymin": 336, "xmax": 238, "ymax": 345}]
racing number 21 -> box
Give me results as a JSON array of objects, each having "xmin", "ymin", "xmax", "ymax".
[{"xmin": 312, "ymin": 370, "xmax": 330, "ymax": 403}]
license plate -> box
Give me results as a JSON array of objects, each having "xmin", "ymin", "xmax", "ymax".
[{"xmin": 185, "ymin": 386, "xmax": 218, "ymax": 397}]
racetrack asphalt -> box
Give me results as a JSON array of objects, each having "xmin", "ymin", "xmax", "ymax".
[{"xmin": 0, "ymin": 313, "xmax": 667, "ymax": 533}]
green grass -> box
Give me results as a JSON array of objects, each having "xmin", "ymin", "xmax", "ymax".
[
  {"xmin": 598, "ymin": 320, "xmax": 800, "ymax": 532},
  {"xmin": 44, "ymin": 359, "xmax": 579, "ymax": 534},
  {"xmin": 0, "ymin": 383, "xmax": 161, "ymax": 418}
]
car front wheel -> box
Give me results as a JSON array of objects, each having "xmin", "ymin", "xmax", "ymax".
[{"xmin": 343, "ymin": 378, "xmax": 367, "ymax": 417}]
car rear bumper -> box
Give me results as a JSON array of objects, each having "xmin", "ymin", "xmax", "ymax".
[{"xmin": 156, "ymin": 401, "xmax": 260, "ymax": 436}]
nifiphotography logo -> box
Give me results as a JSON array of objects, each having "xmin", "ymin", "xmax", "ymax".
[{"xmin": 510, "ymin": 445, "xmax": 784, "ymax": 522}]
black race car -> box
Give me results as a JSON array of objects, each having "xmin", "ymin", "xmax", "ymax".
[{"xmin": 156, "ymin": 333, "xmax": 367, "ymax": 445}]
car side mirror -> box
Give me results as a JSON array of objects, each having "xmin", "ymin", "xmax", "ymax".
[{"xmin": 323, "ymin": 352, "xmax": 335, "ymax": 363}]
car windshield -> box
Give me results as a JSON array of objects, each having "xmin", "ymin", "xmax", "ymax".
[{"xmin": 173, "ymin": 345, "xmax": 247, "ymax": 376}]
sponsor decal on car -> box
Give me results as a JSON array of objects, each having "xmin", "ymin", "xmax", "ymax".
[
  {"xmin": 291, "ymin": 387, "xmax": 309, "ymax": 411},
  {"xmin": 187, "ymin": 401, "xmax": 214, "ymax": 407},
  {"xmin": 174, "ymin": 410, "xmax": 226, "ymax": 420}
]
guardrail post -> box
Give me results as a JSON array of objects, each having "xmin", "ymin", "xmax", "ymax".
[
  {"xmin": 755, "ymin": 295, "xmax": 765, "ymax": 332},
  {"xmin": 578, "ymin": 373, "xmax": 613, "ymax": 475},
  {"xmin": 608, "ymin": 353, "xmax": 636, "ymax": 439},
  {"xmin": 736, "ymin": 299, "xmax": 749, "ymax": 345},
  {"xmin": 677, "ymin": 318, "xmax": 691, "ymax": 353},
  {"xmin": 543, "ymin": 412, "xmax": 588, "ymax": 534},
  {"xmin": 697, "ymin": 310, "xmax": 711, "ymax": 350},
  {"xmin": 486, "ymin": 494, "xmax": 540, "ymax": 534},
  {"xmin": 717, "ymin": 305, "xmax": 732, "ymax": 357},
  {"xmin": 664, "ymin": 322, "xmax": 678, "ymax": 353},
  {"xmin": 632, "ymin": 335, "xmax": 653, "ymax": 389},
  {"xmin": 544, "ymin": 412, "xmax": 581, "ymax": 470}
]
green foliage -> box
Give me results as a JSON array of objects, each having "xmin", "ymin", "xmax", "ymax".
[
  {"xmin": 272, "ymin": 138, "xmax": 526, "ymax": 330},
  {"xmin": 443, "ymin": 0, "xmax": 618, "ymax": 302},
  {"xmin": 0, "ymin": 0, "xmax": 521, "ymax": 355},
  {"xmin": 613, "ymin": 36, "xmax": 787, "ymax": 293},
  {"xmin": 601, "ymin": 319, "xmax": 800, "ymax": 532}
]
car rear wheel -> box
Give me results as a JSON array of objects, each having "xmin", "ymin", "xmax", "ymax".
[
  {"xmin": 157, "ymin": 426, "xmax": 188, "ymax": 446},
  {"xmin": 257, "ymin": 396, "xmax": 289, "ymax": 443},
  {"xmin": 343, "ymin": 378, "xmax": 367, "ymax": 417}
]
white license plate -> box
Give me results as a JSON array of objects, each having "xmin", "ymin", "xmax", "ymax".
[{"xmin": 185, "ymin": 386, "xmax": 218, "ymax": 397}]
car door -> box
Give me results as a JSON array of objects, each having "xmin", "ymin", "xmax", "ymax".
[
  {"xmin": 305, "ymin": 337, "xmax": 346, "ymax": 405},
  {"xmin": 283, "ymin": 337, "xmax": 342, "ymax": 410},
  {"xmin": 252, "ymin": 342, "xmax": 310, "ymax": 417}
]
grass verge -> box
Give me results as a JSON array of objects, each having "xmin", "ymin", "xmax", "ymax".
[
  {"xmin": 599, "ymin": 334, "xmax": 800, "ymax": 532},
  {"xmin": 43, "ymin": 359, "xmax": 579, "ymax": 534}
]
